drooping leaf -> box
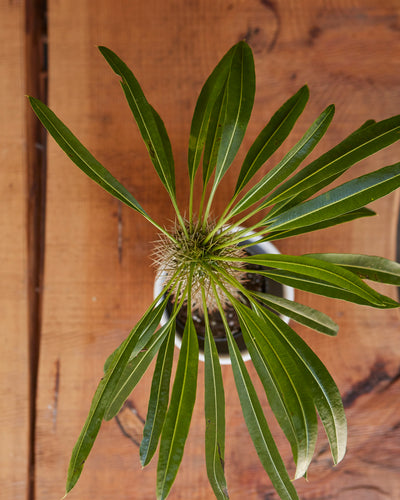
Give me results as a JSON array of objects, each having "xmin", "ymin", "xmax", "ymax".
[
  {"xmin": 234, "ymin": 301, "xmax": 318, "ymax": 479},
  {"xmin": 203, "ymin": 307, "xmax": 228, "ymax": 499},
  {"xmin": 238, "ymin": 253, "xmax": 399, "ymax": 308},
  {"xmin": 263, "ymin": 207, "xmax": 375, "ymax": 241},
  {"xmin": 65, "ymin": 301, "xmax": 168, "ymax": 493},
  {"xmin": 264, "ymin": 163, "xmax": 400, "ymax": 235},
  {"xmin": 230, "ymin": 104, "xmax": 334, "ymax": 217},
  {"xmin": 306, "ymin": 253, "xmax": 400, "ymax": 285},
  {"xmin": 104, "ymin": 319, "xmax": 174, "ymax": 420},
  {"xmin": 264, "ymin": 115, "xmax": 400, "ymax": 210},
  {"xmin": 140, "ymin": 322, "xmax": 176, "ymax": 466},
  {"xmin": 234, "ymin": 85, "xmax": 310, "ymax": 195},
  {"xmin": 156, "ymin": 315, "xmax": 199, "ymax": 500},
  {"xmin": 29, "ymin": 96, "xmax": 150, "ymax": 220},
  {"xmin": 208, "ymin": 42, "xmax": 255, "ymax": 198},
  {"xmin": 98, "ymin": 46, "xmax": 176, "ymax": 201},
  {"xmin": 258, "ymin": 308, "xmax": 347, "ymax": 465},
  {"xmin": 226, "ymin": 322, "xmax": 300, "ymax": 500},
  {"xmin": 254, "ymin": 292, "xmax": 339, "ymax": 336},
  {"xmin": 188, "ymin": 44, "xmax": 236, "ymax": 184}
]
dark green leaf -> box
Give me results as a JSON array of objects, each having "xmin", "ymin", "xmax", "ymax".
[
  {"xmin": 264, "ymin": 208, "xmax": 375, "ymax": 241},
  {"xmin": 140, "ymin": 322, "xmax": 176, "ymax": 466},
  {"xmin": 98, "ymin": 46, "xmax": 176, "ymax": 200},
  {"xmin": 188, "ymin": 45, "xmax": 236, "ymax": 184},
  {"xmin": 254, "ymin": 292, "xmax": 339, "ymax": 336},
  {"xmin": 234, "ymin": 86, "xmax": 310, "ymax": 195},
  {"xmin": 157, "ymin": 316, "xmax": 199, "ymax": 500},
  {"xmin": 65, "ymin": 301, "xmax": 166, "ymax": 493},
  {"xmin": 235, "ymin": 302, "xmax": 318, "ymax": 479},
  {"xmin": 258, "ymin": 308, "xmax": 347, "ymax": 465},
  {"xmin": 226, "ymin": 322, "xmax": 300, "ymax": 500},
  {"xmin": 264, "ymin": 163, "xmax": 400, "ymax": 234},
  {"xmin": 264, "ymin": 115, "xmax": 400, "ymax": 209},
  {"xmin": 306, "ymin": 253, "xmax": 400, "ymax": 285},
  {"xmin": 104, "ymin": 320, "xmax": 174, "ymax": 420},
  {"xmin": 240, "ymin": 253, "xmax": 399, "ymax": 308},
  {"xmin": 203, "ymin": 81, "xmax": 228, "ymax": 186},
  {"xmin": 231, "ymin": 104, "xmax": 334, "ymax": 217},
  {"xmin": 204, "ymin": 310, "xmax": 228, "ymax": 499},
  {"xmin": 209, "ymin": 42, "xmax": 255, "ymax": 197},
  {"xmin": 29, "ymin": 97, "xmax": 150, "ymax": 220}
]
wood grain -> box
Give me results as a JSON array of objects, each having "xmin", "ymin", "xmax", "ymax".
[
  {"xmin": 34, "ymin": 1, "xmax": 400, "ymax": 499},
  {"xmin": 0, "ymin": 2, "xmax": 29, "ymax": 500}
]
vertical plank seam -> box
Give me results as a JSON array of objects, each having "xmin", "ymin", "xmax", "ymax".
[{"xmin": 25, "ymin": 1, "xmax": 48, "ymax": 499}]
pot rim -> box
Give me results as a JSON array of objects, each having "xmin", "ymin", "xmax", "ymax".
[{"xmin": 153, "ymin": 226, "xmax": 294, "ymax": 365}]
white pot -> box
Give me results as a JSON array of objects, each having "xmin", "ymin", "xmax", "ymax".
[{"xmin": 153, "ymin": 227, "xmax": 294, "ymax": 365}]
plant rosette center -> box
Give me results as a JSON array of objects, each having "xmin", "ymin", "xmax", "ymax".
[{"xmin": 153, "ymin": 224, "xmax": 294, "ymax": 363}]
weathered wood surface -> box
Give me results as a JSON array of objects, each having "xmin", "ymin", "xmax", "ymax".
[
  {"xmin": 0, "ymin": 2, "xmax": 29, "ymax": 500},
  {"xmin": 30, "ymin": 0, "xmax": 400, "ymax": 499}
]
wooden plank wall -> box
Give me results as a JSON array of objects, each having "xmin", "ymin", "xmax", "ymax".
[
  {"xmin": 1, "ymin": 0, "xmax": 399, "ymax": 499},
  {"xmin": 0, "ymin": 2, "xmax": 29, "ymax": 500}
]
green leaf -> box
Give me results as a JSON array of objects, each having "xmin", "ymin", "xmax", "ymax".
[
  {"xmin": 234, "ymin": 85, "xmax": 310, "ymax": 195},
  {"xmin": 254, "ymin": 292, "xmax": 339, "ymax": 336},
  {"xmin": 259, "ymin": 268, "xmax": 396, "ymax": 307},
  {"xmin": 230, "ymin": 104, "xmax": 334, "ymax": 217},
  {"xmin": 104, "ymin": 320, "xmax": 174, "ymax": 421},
  {"xmin": 265, "ymin": 163, "xmax": 400, "ymax": 234},
  {"xmin": 234, "ymin": 302, "xmax": 318, "ymax": 479},
  {"xmin": 306, "ymin": 253, "xmax": 400, "ymax": 286},
  {"xmin": 157, "ymin": 316, "xmax": 199, "ymax": 500},
  {"xmin": 226, "ymin": 322, "xmax": 300, "ymax": 500},
  {"xmin": 65, "ymin": 301, "xmax": 167, "ymax": 493},
  {"xmin": 98, "ymin": 46, "xmax": 176, "ymax": 201},
  {"xmin": 264, "ymin": 115, "xmax": 400, "ymax": 209},
  {"xmin": 209, "ymin": 42, "xmax": 255, "ymax": 197},
  {"xmin": 240, "ymin": 253, "xmax": 399, "ymax": 308},
  {"xmin": 204, "ymin": 309, "xmax": 228, "ymax": 499},
  {"xmin": 264, "ymin": 207, "xmax": 375, "ymax": 241},
  {"xmin": 259, "ymin": 308, "xmax": 347, "ymax": 465},
  {"xmin": 188, "ymin": 45, "xmax": 236, "ymax": 184},
  {"xmin": 140, "ymin": 323, "xmax": 176, "ymax": 467},
  {"xmin": 203, "ymin": 80, "xmax": 228, "ymax": 186},
  {"xmin": 29, "ymin": 96, "xmax": 150, "ymax": 220}
]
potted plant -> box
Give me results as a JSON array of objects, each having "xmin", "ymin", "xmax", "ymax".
[{"xmin": 29, "ymin": 41, "xmax": 400, "ymax": 500}]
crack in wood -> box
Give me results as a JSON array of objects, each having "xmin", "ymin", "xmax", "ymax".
[
  {"xmin": 114, "ymin": 400, "xmax": 145, "ymax": 447},
  {"xmin": 342, "ymin": 361, "xmax": 399, "ymax": 408}
]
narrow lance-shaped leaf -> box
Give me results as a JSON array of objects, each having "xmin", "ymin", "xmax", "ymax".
[
  {"xmin": 209, "ymin": 42, "xmax": 255, "ymax": 198},
  {"xmin": 264, "ymin": 163, "xmax": 400, "ymax": 236},
  {"xmin": 203, "ymin": 297, "xmax": 228, "ymax": 499},
  {"xmin": 188, "ymin": 44, "xmax": 236, "ymax": 183},
  {"xmin": 253, "ymin": 291, "xmax": 339, "ymax": 336},
  {"xmin": 234, "ymin": 301, "xmax": 318, "ymax": 479},
  {"xmin": 29, "ymin": 97, "xmax": 151, "ymax": 220},
  {"xmin": 258, "ymin": 308, "xmax": 347, "ymax": 465},
  {"xmin": 263, "ymin": 115, "xmax": 400, "ymax": 210},
  {"xmin": 203, "ymin": 81, "xmax": 228, "ymax": 186},
  {"xmin": 140, "ymin": 322, "xmax": 176, "ymax": 467},
  {"xmin": 157, "ymin": 315, "xmax": 199, "ymax": 500},
  {"xmin": 98, "ymin": 46, "xmax": 176, "ymax": 201},
  {"xmin": 65, "ymin": 300, "xmax": 168, "ymax": 493},
  {"xmin": 230, "ymin": 103, "xmax": 334, "ymax": 217},
  {"xmin": 263, "ymin": 207, "xmax": 375, "ymax": 241},
  {"xmin": 104, "ymin": 319, "xmax": 174, "ymax": 421},
  {"xmin": 259, "ymin": 268, "xmax": 396, "ymax": 307},
  {"xmin": 226, "ymin": 319, "xmax": 300, "ymax": 500},
  {"xmin": 305, "ymin": 253, "xmax": 400, "ymax": 286},
  {"xmin": 237, "ymin": 253, "xmax": 399, "ymax": 308},
  {"xmin": 234, "ymin": 85, "xmax": 310, "ymax": 195}
]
